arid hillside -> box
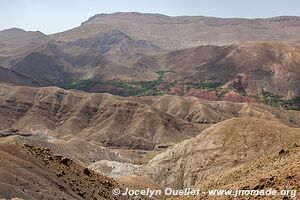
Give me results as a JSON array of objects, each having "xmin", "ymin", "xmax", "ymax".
[
  {"xmin": 0, "ymin": 25, "xmax": 299, "ymax": 102},
  {"xmin": 0, "ymin": 136, "xmax": 127, "ymax": 200},
  {"xmin": 169, "ymin": 144, "xmax": 300, "ymax": 200},
  {"xmin": 1, "ymin": 84, "xmax": 299, "ymax": 151},
  {"xmin": 0, "ymin": 66, "xmax": 39, "ymax": 87},
  {"xmin": 0, "ymin": 28, "xmax": 50, "ymax": 67},
  {"xmin": 145, "ymin": 117, "xmax": 300, "ymax": 189},
  {"xmin": 0, "ymin": 84, "xmax": 299, "ymax": 200},
  {"xmin": 0, "ymin": 84, "xmax": 205, "ymax": 150},
  {"xmin": 51, "ymin": 13, "xmax": 300, "ymax": 49},
  {"xmin": 0, "ymin": 12, "xmax": 300, "ymax": 199},
  {"xmin": 155, "ymin": 42, "xmax": 300, "ymax": 97}
]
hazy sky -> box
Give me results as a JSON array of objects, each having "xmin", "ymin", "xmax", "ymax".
[{"xmin": 1, "ymin": 0, "xmax": 299, "ymax": 34}]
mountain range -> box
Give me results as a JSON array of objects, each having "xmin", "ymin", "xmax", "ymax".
[
  {"xmin": 0, "ymin": 13, "xmax": 300, "ymax": 109},
  {"xmin": 0, "ymin": 83, "xmax": 299, "ymax": 199},
  {"xmin": 52, "ymin": 13, "xmax": 300, "ymax": 49},
  {"xmin": 0, "ymin": 12, "xmax": 300, "ymax": 200}
]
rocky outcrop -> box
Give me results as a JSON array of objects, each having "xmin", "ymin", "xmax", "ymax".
[{"xmin": 144, "ymin": 117, "xmax": 300, "ymax": 188}]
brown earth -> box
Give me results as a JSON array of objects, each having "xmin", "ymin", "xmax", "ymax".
[
  {"xmin": 0, "ymin": 137, "xmax": 127, "ymax": 200},
  {"xmin": 144, "ymin": 117, "xmax": 300, "ymax": 189},
  {"xmin": 1, "ymin": 12, "xmax": 300, "ymax": 200},
  {"xmin": 155, "ymin": 42, "xmax": 300, "ymax": 97},
  {"xmin": 1, "ymin": 84, "xmax": 299, "ymax": 151},
  {"xmin": 168, "ymin": 145, "xmax": 300, "ymax": 200},
  {"xmin": 0, "ymin": 66, "xmax": 39, "ymax": 87},
  {"xmin": 51, "ymin": 13, "xmax": 300, "ymax": 50},
  {"xmin": 0, "ymin": 84, "xmax": 299, "ymax": 200},
  {"xmin": 0, "ymin": 84, "xmax": 205, "ymax": 150},
  {"xmin": 1, "ymin": 20, "xmax": 300, "ymax": 98}
]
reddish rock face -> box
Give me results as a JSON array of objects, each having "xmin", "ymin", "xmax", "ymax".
[
  {"xmin": 223, "ymin": 92, "xmax": 258, "ymax": 103},
  {"xmin": 185, "ymin": 90, "xmax": 220, "ymax": 101},
  {"xmin": 184, "ymin": 89, "xmax": 258, "ymax": 104}
]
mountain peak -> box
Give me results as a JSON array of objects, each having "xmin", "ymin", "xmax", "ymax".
[
  {"xmin": 0, "ymin": 28, "xmax": 47, "ymax": 43},
  {"xmin": 0, "ymin": 27, "xmax": 26, "ymax": 33},
  {"xmin": 82, "ymin": 12, "xmax": 170, "ymax": 25}
]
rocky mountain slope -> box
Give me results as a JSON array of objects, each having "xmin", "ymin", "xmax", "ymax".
[
  {"xmin": 1, "ymin": 83, "xmax": 299, "ymax": 150},
  {"xmin": 155, "ymin": 42, "xmax": 300, "ymax": 97},
  {"xmin": 0, "ymin": 83, "xmax": 205, "ymax": 150},
  {"xmin": 0, "ymin": 66, "xmax": 39, "ymax": 87},
  {"xmin": 1, "ymin": 21, "xmax": 300, "ymax": 102},
  {"xmin": 169, "ymin": 145, "xmax": 300, "ymax": 200},
  {"xmin": 145, "ymin": 117, "xmax": 300, "ymax": 189},
  {"xmin": 52, "ymin": 13, "xmax": 300, "ymax": 49},
  {"xmin": 0, "ymin": 28, "xmax": 162, "ymax": 85},
  {"xmin": 196, "ymin": 144, "xmax": 300, "ymax": 199},
  {"xmin": 130, "ymin": 95, "xmax": 300, "ymax": 127},
  {"xmin": 0, "ymin": 84, "xmax": 299, "ymax": 199},
  {"xmin": 8, "ymin": 135, "xmax": 128, "ymax": 165},
  {"xmin": 1, "ymin": 12, "xmax": 300, "ymax": 200},
  {"xmin": 0, "ymin": 136, "xmax": 127, "ymax": 200},
  {"xmin": 0, "ymin": 28, "xmax": 49, "ymax": 67}
]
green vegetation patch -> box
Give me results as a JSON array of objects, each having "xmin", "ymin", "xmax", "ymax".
[
  {"xmin": 63, "ymin": 78, "xmax": 299, "ymax": 111},
  {"xmin": 64, "ymin": 70, "xmax": 175, "ymax": 96},
  {"xmin": 188, "ymin": 82, "xmax": 223, "ymax": 90},
  {"xmin": 64, "ymin": 79, "xmax": 96, "ymax": 91},
  {"xmin": 258, "ymin": 91, "xmax": 300, "ymax": 110}
]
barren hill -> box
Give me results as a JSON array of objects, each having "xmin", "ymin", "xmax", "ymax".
[
  {"xmin": 0, "ymin": 84, "xmax": 204, "ymax": 150},
  {"xmin": 1, "ymin": 12, "xmax": 300, "ymax": 200},
  {"xmin": 51, "ymin": 13, "xmax": 300, "ymax": 49},
  {"xmin": 8, "ymin": 136, "xmax": 128, "ymax": 165},
  {"xmin": 145, "ymin": 117, "xmax": 300, "ymax": 189},
  {"xmin": 155, "ymin": 42, "xmax": 300, "ymax": 97},
  {"xmin": 169, "ymin": 144, "xmax": 300, "ymax": 200},
  {"xmin": 194, "ymin": 144, "xmax": 300, "ymax": 200},
  {"xmin": 0, "ymin": 28, "xmax": 162, "ymax": 86},
  {"xmin": 0, "ymin": 28, "xmax": 50, "ymax": 67},
  {"xmin": 0, "ymin": 137, "xmax": 126, "ymax": 200},
  {"xmin": 0, "ymin": 66, "xmax": 39, "ymax": 87},
  {"xmin": 1, "ymin": 27, "xmax": 300, "ymax": 101},
  {"xmin": 0, "ymin": 84, "xmax": 300, "ymax": 199},
  {"xmin": 0, "ymin": 83, "xmax": 299, "ymax": 151}
]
